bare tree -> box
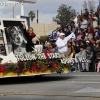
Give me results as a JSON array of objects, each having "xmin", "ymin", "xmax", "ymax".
[
  {"xmin": 83, "ymin": 1, "xmax": 88, "ymax": 11},
  {"xmin": 83, "ymin": 0, "xmax": 96, "ymax": 13},
  {"xmin": 88, "ymin": 0, "xmax": 96, "ymax": 13}
]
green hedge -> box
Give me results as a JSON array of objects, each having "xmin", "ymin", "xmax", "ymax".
[{"xmin": 39, "ymin": 36, "xmax": 48, "ymax": 43}]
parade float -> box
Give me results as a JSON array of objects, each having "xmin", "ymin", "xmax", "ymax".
[
  {"xmin": 0, "ymin": 18, "xmax": 71, "ymax": 78},
  {"xmin": 0, "ymin": 52, "xmax": 71, "ymax": 78}
]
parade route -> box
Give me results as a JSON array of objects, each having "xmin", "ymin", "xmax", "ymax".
[
  {"xmin": 0, "ymin": 0, "xmax": 100, "ymax": 100},
  {"xmin": 0, "ymin": 72, "xmax": 100, "ymax": 100}
]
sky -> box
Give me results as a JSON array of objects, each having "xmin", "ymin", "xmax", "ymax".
[{"xmin": 0, "ymin": 0, "xmax": 99, "ymax": 23}]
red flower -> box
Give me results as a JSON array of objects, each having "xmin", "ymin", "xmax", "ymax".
[
  {"xmin": 0, "ymin": 66, "xmax": 5, "ymax": 73},
  {"xmin": 29, "ymin": 70, "xmax": 33, "ymax": 73},
  {"xmin": 32, "ymin": 63, "xmax": 37, "ymax": 70},
  {"xmin": 18, "ymin": 61, "xmax": 22, "ymax": 65}
]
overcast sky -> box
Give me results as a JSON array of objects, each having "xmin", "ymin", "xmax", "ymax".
[{"xmin": 0, "ymin": 0, "xmax": 99, "ymax": 23}]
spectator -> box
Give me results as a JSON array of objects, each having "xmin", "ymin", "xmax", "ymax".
[
  {"xmin": 84, "ymin": 9, "xmax": 89, "ymax": 20},
  {"xmin": 77, "ymin": 30, "xmax": 83, "ymax": 40},
  {"xmin": 94, "ymin": 28, "xmax": 99, "ymax": 39},
  {"xmin": 51, "ymin": 42, "xmax": 58, "ymax": 53},
  {"xmin": 59, "ymin": 29, "xmax": 63, "ymax": 33},
  {"xmin": 98, "ymin": 26, "xmax": 100, "ymax": 38},
  {"xmin": 79, "ymin": 40, "xmax": 86, "ymax": 49},
  {"xmin": 73, "ymin": 41, "xmax": 80, "ymax": 53},
  {"xmin": 88, "ymin": 14, "xmax": 93, "ymax": 27},
  {"xmin": 92, "ymin": 14, "xmax": 98, "ymax": 28},
  {"xmin": 52, "ymin": 33, "xmax": 58, "ymax": 40},
  {"xmin": 70, "ymin": 22, "xmax": 75, "ymax": 31},
  {"xmin": 82, "ymin": 47, "xmax": 93, "ymax": 72},
  {"xmin": 88, "ymin": 26, "xmax": 94, "ymax": 36},
  {"xmin": 66, "ymin": 42, "xmax": 74, "ymax": 58},
  {"xmin": 73, "ymin": 15, "xmax": 78, "ymax": 28},
  {"xmin": 86, "ymin": 40, "xmax": 90, "ymax": 45},
  {"xmin": 64, "ymin": 28, "xmax": 71, "ymax": 37},
  {"xmin": 80, "ymin": 18, "xmax": 88, "ymax": 29},
  {"xmin": 93, "ymin": 42, "xmax": 100, "ymax": 71},
  {"xmin": 74, "ymin": 46, "xmax": 86, "ymax": 72},
  {"xmin": 56, "ymin": 28, "xmax": 60, "ymax": 36},
  {"xmin": 84, "ymin": 33, "xmax": 88, "ymax": 41},
  {"xmin": 44, "ymin": 43, "xmax": 54, "ymax": 53},
  {"xmin": 86, "ymin": 41, "xmax": 94, "ymax": 52}
]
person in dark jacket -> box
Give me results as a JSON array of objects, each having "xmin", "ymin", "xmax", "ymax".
[
  {"xmin": 92, "ymin": 42, "xmax": 100, "ymax": 71},
  {"xmin": 84, "ymin": 47, "xmax": 93, "ymax": 72},
  {"xmin": 21, "ymin": 21, "xmax": 36, "ymax": 52},
  {"xmin": 84, "ymin": 9, "xmax": 89, "ymax": 20},
  {"xmin": 64, "ymin": 28, "xmax": 71, "ymax": 37}
]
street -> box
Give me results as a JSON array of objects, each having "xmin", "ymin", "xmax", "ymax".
[{"xmin": 0, "ymin": 72, "xmax": 100, "ymax": 100}]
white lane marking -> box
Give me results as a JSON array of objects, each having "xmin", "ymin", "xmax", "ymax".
[
  {"xmin": 74, "ymin": 87, "xmax": 100, "ymax": 93},
  {"xmin": 67, "ymin": 75, "xmax": 100, "ymax": 76},
  {"xmin": 66, "ymin": 81, "xmax": 100, "ymax": 83}
]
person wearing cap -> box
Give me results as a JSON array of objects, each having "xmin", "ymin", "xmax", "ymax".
[
  {"xmin": 83, "ymin": 47, "xmax": 93, "ymax": 72},
  {"xmin": 56, "ymin": 32, "xmax": 75, "ymax": 58},
  {"xmin": 86, "ymin": 40, "xmax": 90, "ymax": 45},
  {"xmin": 74, "ymin": 46, "xmax": 86, "ymax": 72}
]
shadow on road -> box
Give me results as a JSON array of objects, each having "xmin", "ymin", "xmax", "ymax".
[{"xmin": 0, "ymin": 74, "xmax": 75, "ymax": 85}]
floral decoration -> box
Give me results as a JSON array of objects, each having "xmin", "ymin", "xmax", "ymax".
[{"xmin": 0, "ymin": 52, "xmax": 72, "ymax": 76}]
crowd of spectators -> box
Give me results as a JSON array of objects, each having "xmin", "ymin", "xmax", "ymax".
[
  {"xmin": 0, "ymin": 9, "xmax": 100, "ymax": 72},
  {"xmin": 43, "ymin": 9, "xmax": 100, "ymax": 72}
]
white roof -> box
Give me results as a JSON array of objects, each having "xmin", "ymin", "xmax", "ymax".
[{"xmin": 8, "ymin": 0, "xmax": 37, "ymax": 3}]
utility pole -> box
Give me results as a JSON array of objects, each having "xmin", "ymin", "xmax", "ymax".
[
  {"xmin": 13, "ymin": 6, "xmax": 14, "ymax": 18},
  {"xmin": 12, "ymin": 4, "xmax": 17, "ymax": 18},
  {"xmin": 37, "ymin": 10, "xmax": 38, "ymax": 23}
]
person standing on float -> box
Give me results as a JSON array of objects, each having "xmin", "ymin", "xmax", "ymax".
[
  {"xmin": 56, "ymin": 32, "xmax": 75, "ymax": 58},
  {"xmin": 21, "ymin": 21, "xmax": 36, "ymax": 52}
]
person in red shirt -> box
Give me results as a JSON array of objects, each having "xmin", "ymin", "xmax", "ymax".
[{"xmin": 88, "ymin": 26, "xmax": 95, "ymax": 36}]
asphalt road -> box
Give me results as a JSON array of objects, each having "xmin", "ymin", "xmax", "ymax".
[{"xmin": 0, "ymin": 72, "xmax": 100, "ymax": 100}]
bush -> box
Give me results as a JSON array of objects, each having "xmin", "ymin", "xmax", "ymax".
[{"xmin": 39, "ymin": 36, "xmax": 48, "ymax": 43}]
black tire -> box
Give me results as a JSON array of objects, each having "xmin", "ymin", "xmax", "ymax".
[{"xmin": 35, "ymin": 75, "xmax": 44, "ymax": 78}]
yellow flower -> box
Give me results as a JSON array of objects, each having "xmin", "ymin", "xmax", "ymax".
[
  {"xmin": 0, "ymin": 73, "xmax": 3, "ymax": 76},
  {"xmin": 63, "ymin": 68, "xmax": 68, "ymax": 72},
  {"xmin": 5, "ymin": 72, "xmax": 17, "ymax": 76}
]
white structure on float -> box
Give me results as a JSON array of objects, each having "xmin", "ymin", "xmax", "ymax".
[{"xmin": 8, "ymin": 0, "xmax": 37, "ymax": 16}]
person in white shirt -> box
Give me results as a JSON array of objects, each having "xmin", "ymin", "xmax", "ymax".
[
  {"xmin": 73, "ymin": 15, "xmax": 78, "ymax": 28},
  {"xmin": 92, "ymin": 14, "xmax": 98, "ymax": 28},
  {"xmin": 80, "ymin": 18, "xmax": 88, "ymax": 29},
  {"xmin": 56, "ymin": 32, "xmax": 75, "ymax": 58}
]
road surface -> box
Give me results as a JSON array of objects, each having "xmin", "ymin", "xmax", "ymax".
[{"xmin": 0, "ymin": 72, "xmax": 100, "ymax": 100}]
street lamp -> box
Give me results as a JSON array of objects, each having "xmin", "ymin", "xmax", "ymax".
[
  {"xmin": 12, "ymin": 4, "xmax": 17, "ymax": 18},
  {"xmin": 8, "ymin": 0, "xmax": 37, "ymax": 16},
  {"xmin": 0, "ymin": 1, "xmax": 19, "ymax": 18},
  {"xmin": 37, "ymin": 10, "xmax": 38, "ymax": 23}
]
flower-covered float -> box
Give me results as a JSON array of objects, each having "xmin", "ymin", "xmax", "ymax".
[{"xmin": 0, "ymin": 50, "xmax": 72, "ymax": 78}]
